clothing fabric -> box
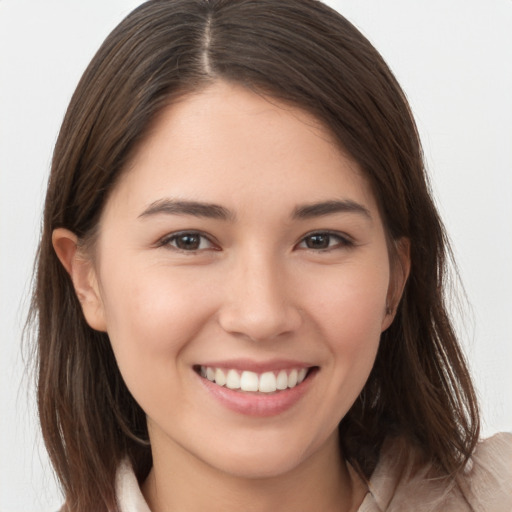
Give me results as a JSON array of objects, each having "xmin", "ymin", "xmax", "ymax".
[{"xmin": 115, "ymin": 433, "xmax": 512, "ymax": 512}]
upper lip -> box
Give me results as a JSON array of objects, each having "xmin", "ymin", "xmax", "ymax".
[{"xmin": 195, "ymin": 358, "xmax": 314, "ymax": 373}]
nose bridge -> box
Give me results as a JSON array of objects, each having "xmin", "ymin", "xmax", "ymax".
[{"xmin": 218, "ymin": 247, "xmax": 301, "ymax": 341}]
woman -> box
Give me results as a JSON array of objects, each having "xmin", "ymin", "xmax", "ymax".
[{"xmin": 29, "ymin": 0, "xmax": 511, "ymax": 510}]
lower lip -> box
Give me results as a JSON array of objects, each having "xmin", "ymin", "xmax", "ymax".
[{"xmin": 197, "ymin": 369, "xmax": 316, "ymax": 417}]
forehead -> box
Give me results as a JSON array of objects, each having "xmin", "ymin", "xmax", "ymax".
[{"xmin": 106, "ymin": 81, "xmax": 378, "ymax": 219}]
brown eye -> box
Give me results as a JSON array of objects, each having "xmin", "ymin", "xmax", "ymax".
[
  {"xmin": 162, "ymin": 232, "xmax": 215, "ymax": 251},
  {"xmin": 175, "ymin": 234, "xmax": 201, "ymax": 250},
  {"xmin": 297, "ymin": 232, "xmax": 352, "ymax": 251},
  {"xmin": 304, "ymin": 234, "xmax": 331, "ymax": 249}
]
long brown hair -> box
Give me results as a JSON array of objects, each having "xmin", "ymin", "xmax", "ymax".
[{"xmin": 29, "ymin": 0, "xmax": 479, "ymax": 510}]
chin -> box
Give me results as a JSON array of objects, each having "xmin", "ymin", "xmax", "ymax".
[
  {"xmin": 212, "ymin": 450, "xmax": 309, "ymax": 480},
  {"xmin": 196, "ymin": 429, "xmax": 334, "ymax": 481}
]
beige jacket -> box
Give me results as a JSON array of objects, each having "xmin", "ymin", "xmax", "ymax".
[{"xmin": 116, "ymin": 433, "xmax": 512, "ymax": 511}]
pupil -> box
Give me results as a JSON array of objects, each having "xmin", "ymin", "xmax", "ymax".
[
  {"xmin": 307, "ymin": 234, "xmax": 329, "ymax": 249},
  {"xmin": 177, "ymin": 234, "xmax": 200, "ymax": 250}
]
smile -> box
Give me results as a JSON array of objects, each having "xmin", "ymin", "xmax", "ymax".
[
  {"xmin": 199, "ymin": 366, "xmax": 309, "ymax": 393},
  {"xmin": 195, "ymin": 363, "xmax": 318, "ymax": 416}
]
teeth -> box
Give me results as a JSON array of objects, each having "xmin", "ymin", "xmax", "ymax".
[
  {"xmin": 276, "ymin": 370, "xmax": 288, "ymax": 390},
  {"xmin": 214, "ymin": 368, "xmax": 227, "ymax": 386},
  {"xmin": 240, "ymin": 371, "xmax": 259, "ymax": 391},
  {"xmin": 226, "ymin": 369, "xmax": 241, "ymax": 390},
  {"xmin": 258, "ymin": 371, "xmax": 277, "ymax": 393},
  {"xmin": 200, "ymin": 366, "xmax": 310, "ymax": 392},
  {"xmin": 288, "ymin": 369, "xmax": 298, "ymax": 387}
]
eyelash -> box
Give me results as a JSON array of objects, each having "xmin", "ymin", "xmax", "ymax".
[
  {"xmin": 158, "ymin": 231, "xmax": 218, "ymax": 252},
  {"xmin": 296, "ymin": 231, "xmax": 354, "ymax": 252},
  {"xmin": 158, "ymin": 230, "xmax": 354, "ymax": 253}
]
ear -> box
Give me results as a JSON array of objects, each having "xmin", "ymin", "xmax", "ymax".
[
  {"xmin": 52, "ymin": 228, "xmax": 107, "ymax": 332},
  {"xmin": 382, "ymin": 237, "xmax": 410, "ymax": 331}
]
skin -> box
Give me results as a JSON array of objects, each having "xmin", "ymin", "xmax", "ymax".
[{"xmin": 54, "ymin": 81, "xmax": 409, "ymax": 512}]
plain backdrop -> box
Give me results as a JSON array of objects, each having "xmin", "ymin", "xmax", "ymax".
[{"xmin": 1, "ymin": 1, "xmax": 511, "ymax": 510}]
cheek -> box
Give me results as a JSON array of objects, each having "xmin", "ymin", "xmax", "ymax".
[
  {"xmin": 97, "ymin": 263, "xmax": 217, "ymax": 397},
  {"xmin": 102, "ymin": 262, "xmax": 211, "ymax": 338},
  {"xmin": 302, "ymin": 260, "xmax": 389, "ymax": 381},
  {"xmin": 306, "ymin": 260, "xmax": 389, "ymax": 336}
]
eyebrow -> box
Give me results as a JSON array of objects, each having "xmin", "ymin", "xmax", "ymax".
[
  {"xmin": 138, "ymin": 198, "xmax": 371, "ymax": 222},
  {"xmin": 292, "ymin": 199, "xmax": 371, "ymax": 220},
  {"xmin": 138, "ymin": 199, "xmax": 234, "ymax": 221}
]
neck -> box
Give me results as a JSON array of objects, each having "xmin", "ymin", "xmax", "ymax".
[{"xmin": 141, "ymin": 432, "xmax": 367, "ymax": 512}]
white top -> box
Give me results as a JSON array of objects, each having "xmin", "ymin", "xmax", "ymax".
[{"xmin": 115, "ymin": 433, "xmax": 512, "ymax": 512}]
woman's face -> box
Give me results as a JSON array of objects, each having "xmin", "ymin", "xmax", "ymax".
[{"xmin": 70, "ymin": 82, "xmax": 406, "ymax": 478}]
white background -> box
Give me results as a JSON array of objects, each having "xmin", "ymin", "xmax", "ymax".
[{"xmin": 1, "ymin": 1, "xmax": 511, "ymax": 510}]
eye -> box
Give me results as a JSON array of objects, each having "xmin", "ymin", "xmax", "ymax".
[
  {"xmin": 296, "ymin": 231, "xmax": 353, "ymax": 251},
  {"xmin": 159, "ymin": 231, "xmax": 216, "ymax": 252}
]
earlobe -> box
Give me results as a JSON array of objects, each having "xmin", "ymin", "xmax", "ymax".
[
  {"xmin": 52, "ymin": 228, "xmax": 107, "ymax": 332},
  {"xmin": 382, "ymin": 237, "xmax": 411, "ymax": 331}
]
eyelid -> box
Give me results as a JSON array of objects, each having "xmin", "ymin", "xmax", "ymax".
[
  {"xmin": 295, "ymin": 230, "xmax": 355, "ymax": 250},
  {"xmin": 156, "ymin": 230, "xmax": 220, "ymax": 251}
]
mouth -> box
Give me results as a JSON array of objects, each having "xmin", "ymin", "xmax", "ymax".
[
  {"xmin": 194, "ymin": 365, "xmax": 315, "ymax": 394},
  {"xmin": 194, "ymin": 363, "xmax": 318, "ymax": 417}
]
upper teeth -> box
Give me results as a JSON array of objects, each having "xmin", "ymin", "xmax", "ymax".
[{"xmin": 200, "ymin": 366, "xmax": 308, "ymax": 393}]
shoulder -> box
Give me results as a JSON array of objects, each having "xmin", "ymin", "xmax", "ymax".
[
  {"xmin": 455, "ymin": 432, "xmax": 512, "ymax": 511},
  {"xmin": 115, "ymin": 459, "xmax": 151, "ymax": 512},
  {"xmin": 361, "ymin": 433, "xmax": 512, "ymax": 512}
]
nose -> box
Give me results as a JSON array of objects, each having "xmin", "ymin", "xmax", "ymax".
[{"xmin": 217, "ymin": 252, "xmax": 302, "ymax": 342}]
